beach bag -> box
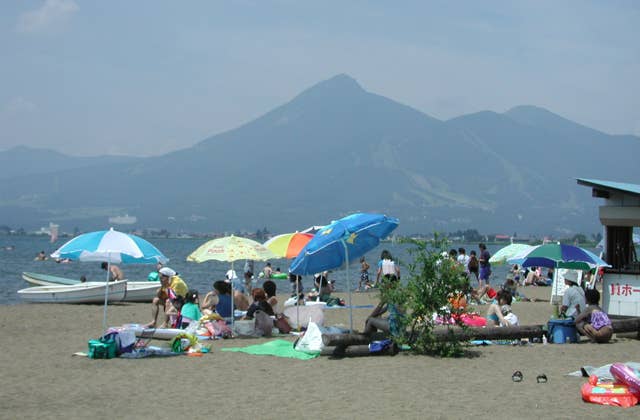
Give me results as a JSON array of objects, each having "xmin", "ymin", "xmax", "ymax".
[
  {"xmin": 88, "ymin": 335, "xmax": 117, "ymax": 359},
  {"xmin": 274, "ymin": 313, "xmax": 292, "ymax": 334},
  {"xmin": 294, "ymin": 321, "xmax": 324, "ymax": 354},
  {"xmin": 253, "ymin": 310, "xmax": 273, "ymax": 337}
]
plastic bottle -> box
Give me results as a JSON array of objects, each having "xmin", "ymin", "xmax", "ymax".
[{"xmin": 542, "ymin": 335, "xmax": 548, "ymax": 345}]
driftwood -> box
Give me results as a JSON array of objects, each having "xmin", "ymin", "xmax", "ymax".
[
  {"xmin": 322, "ymin": 317, "xmax": 640, "ymax": 347},
  {"xmin": 321, "ymin": 344, "xmax": 398, "ymax": 358}
]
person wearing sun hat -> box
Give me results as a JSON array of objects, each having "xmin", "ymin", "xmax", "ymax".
[
  {"xmin": 146, "ymin": 267, "xmax": 189, "ymax": 328},
  {"xmin": 560, "ymin": 269, "xmax": 586, "ymax": 318}
]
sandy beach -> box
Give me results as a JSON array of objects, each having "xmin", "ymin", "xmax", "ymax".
[{"xmin": 1, "ymin": 285, "xmax": 638, "ymax": 419}]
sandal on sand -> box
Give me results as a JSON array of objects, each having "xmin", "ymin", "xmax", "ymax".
[
  {"xmin": 536, "ymin": 374, "xmax": 548, "ymax": 383},
  {"xmin": 512, "ymin": 371, "xmax": 523, "ymax": 382}
]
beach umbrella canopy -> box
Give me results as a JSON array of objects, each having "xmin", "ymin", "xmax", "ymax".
[
  {"xmin": 50, "ymin": 227, "xmax": 169, "ymax": 331},
  {"xmin": 301, "ymin": 225, "xmax": 325, "ymax": 235},
  {"xmin": 289, "ymin": 213, "xmax": 399, "ymax": 330},
  {"xmin": 489, "ymin": 243, "xmax": 534, "ymax": 265},
  {"xmin": 187, "ymin": 235, "xmax": 276, "ymax": 330},
  {"xmin": 263, "ymin": 232, "xmax": 314, "ymax": 259},
  {"xmin": 51, "ymin": 227, "xmax": 168, "ymax": 264},
  {"xmin": 187, "ymin": 235, "xmax": 276, "ymax": 263},
  {"xmin": 507, "ymin": 243, "xmax": 610, "ymax": 270}
]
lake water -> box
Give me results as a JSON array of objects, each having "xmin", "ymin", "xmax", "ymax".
[{"xmin": 0, "ymin": 236, "xmax": 543, "ymax": 305}]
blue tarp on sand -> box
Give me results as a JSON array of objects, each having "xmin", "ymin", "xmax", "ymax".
[{"xmin": 220, "ymin": 339, "xmax": 319, "ymax": 360}]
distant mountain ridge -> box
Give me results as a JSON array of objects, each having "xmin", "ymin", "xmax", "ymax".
[
  {"xmin": 0, "ymin": 146, "xmax": 142, "ymax": 180},
  {"xmin": 1, "ymin": 74, "xmax": 638, "ymax": 235}
]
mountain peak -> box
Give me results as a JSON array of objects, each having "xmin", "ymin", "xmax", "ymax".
[
  {"xmin": 292, "ymin": 74, "xmax": 366, "ymax": 103},
  {"xmin": 315, "ymin": 73, "xmax": 363, "ymax": 91}
]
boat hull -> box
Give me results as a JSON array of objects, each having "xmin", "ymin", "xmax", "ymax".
[
  {"xmin": 22, "ymin": 272, "xmax": 159, "ymax": 302},
  {"xmin": 17, "ymin": 281, "xmax": 128, "ymax": 304}
]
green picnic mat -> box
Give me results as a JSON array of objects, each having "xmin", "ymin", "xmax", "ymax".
[{"xmin": 220, "ymin": 339, "xmax": 319, "ymax": 360}]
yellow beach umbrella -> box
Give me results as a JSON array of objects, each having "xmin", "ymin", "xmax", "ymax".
[{"xmin": 187, "ymin": 235, "xmax": 276, "ymax": 263}]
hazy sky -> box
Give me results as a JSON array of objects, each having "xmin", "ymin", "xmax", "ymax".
[{"xmin": 1, "ymin": 0, "xmax": 638, "ymax": 156}]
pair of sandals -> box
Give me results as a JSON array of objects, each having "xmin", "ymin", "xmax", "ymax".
[{"xmin": 512, "ymin": 371, "xmax": 547, "ymax": 383}]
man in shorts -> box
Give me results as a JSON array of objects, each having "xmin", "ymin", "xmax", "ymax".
[{"xmin": 478, "ymin": 243, "xmax": 492, "ymax": 288}]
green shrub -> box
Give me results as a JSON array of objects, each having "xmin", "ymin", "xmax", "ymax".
[{"xmin": 381, "ymin": 234, "xmax": 471, "ymax": 357}]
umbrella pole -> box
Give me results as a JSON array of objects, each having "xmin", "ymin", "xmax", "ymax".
[
  {"xmin": 230, "ymin": 261, "xmax": 235, "ymax": 334},
  {"xmin": 342, "ymin": 240, "xmax": 353, "ymax": 332},
  {"xmin": 296, "ymin": 277, "xmax": 300, "ymax": 332},
  {"xmin": 103, "ymin": 257, "xmax": 111, "ymax": 333}
]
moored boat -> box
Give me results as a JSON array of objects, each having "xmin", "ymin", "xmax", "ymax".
[
  {"xmin": 22, "ymin": 272, "xmax": 159, "ymax": 302},
  {"xmin": 17, "ymin": 280, "xmax": 128, "ymax": 304}
]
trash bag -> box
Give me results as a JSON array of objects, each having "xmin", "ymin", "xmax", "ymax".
[{"xmin": 294, "ymin": 321, "xmax": 324, "ymax": 354}]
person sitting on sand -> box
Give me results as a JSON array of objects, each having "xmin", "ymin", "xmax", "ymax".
[
  {"xmin": 166, "ymin": 295, "xmax": 184, "ymax": 328},
  {"xmin": 560, "ymin": 270, "xmax": 585, "ymax": 319},
  {"xmin": 243, "ymin": 288, "xmax": 275, "ymax": 320},
  {"xmin": 180, "ymin": 289, "xmax": 202, "ymax": 328},
  {"xmin": 262, "ymin": 280, "xmax": 278, "ymax": 312},
  {"xmin": 363, "ymin": 275, "xmax": 404, "ymax": 337},
  {"xmin": 101, "ymin": 262, "xmax": 124, "ymax": 281},
  {"xmin": 485, "ymin": 290, "xmax": 519, "ymax": 327},
  {"xmin": 147, "ymin": 267, "xmax": 188, "ymax": 328},
  {"xmin": 202, "ymin": 280, "xmax": 249, "ymax": 320},
  {"xmin": 575, "ymin": 288, "xmax": 612, "ymax": 343},
  {"xmin": 501, "ymin": 276, "xmax": 529, "ymax": 301},
  {"xmin": 307, "ymin": 272, "xmax": 332, "ymax": 301},
  {"xmin": 523, "ymin": 266, "xmax": 541, "ymax": 286},
  {"xmin": 289, "ymin": 272, "xmax": 303, "ymax": 299},
  {"xmin": 204, "ymin": 280, "xmax": 233, "ymax": 319}
]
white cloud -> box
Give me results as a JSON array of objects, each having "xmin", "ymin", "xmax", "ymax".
[
  {"xmin": 16, "ymin": 0, "xmax": 79, "ymax": 34},
  {"xmin": 3, "ymin": 97, "xmax": 37, "ymax": 114}
]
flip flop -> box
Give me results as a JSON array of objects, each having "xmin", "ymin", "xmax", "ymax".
[
  {"xmin": 512, "ymin": 371, "xmax": 523, "ymax": 382},
  {"xmin": 536, "ymin": 374, "xmax": 548, "ymax": 383}
]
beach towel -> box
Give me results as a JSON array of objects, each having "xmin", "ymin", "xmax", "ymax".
[{"xmin": 220, "ymin": 339, "xmax": 319, "ymax": 360}]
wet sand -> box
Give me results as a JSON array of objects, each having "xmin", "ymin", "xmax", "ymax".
[{"xmin": 0, "ymin": 285, "xmax": 638, "ymax": 419}]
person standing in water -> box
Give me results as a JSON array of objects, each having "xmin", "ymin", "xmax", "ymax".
[
  {"xmin": 101, "ymin": 262, "xmax": 124, "ymax": 281},
  {"xmin": 357, "ymin": 256, "xmax": 371, "ymax": 291}
]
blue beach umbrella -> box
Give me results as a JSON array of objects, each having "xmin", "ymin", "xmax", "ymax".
[
  {"xmin": 51, "ymin": 228, "xmax": 169, "ymax": 331},
  {"xmin": 289, "ymin": 213, "xmax": 399, "ymax": 330}
]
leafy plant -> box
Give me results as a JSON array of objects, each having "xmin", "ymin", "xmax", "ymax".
[{"xmin": 381, "ymin": 233, "xmax": 471, "ymax": 357}]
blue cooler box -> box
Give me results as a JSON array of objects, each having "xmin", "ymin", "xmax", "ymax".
[{"xmin": 547, "ymin": 318, "xmax": 577, "ymax": 344}]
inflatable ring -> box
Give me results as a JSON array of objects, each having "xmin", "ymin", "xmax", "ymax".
[
  {"xmin": 581, "ymin": 375, "xmax": 639, "ymax": 408},
  {"xmin": 271, "ymin": 273, "xmax": 288, "ymax": 279},
  {"xmin": 611, "ymin": 363, "xmax": 640, "ymax": 395}
]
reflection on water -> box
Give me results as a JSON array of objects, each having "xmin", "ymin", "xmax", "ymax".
[{"xmin": 0, "ymin": 236, "xmax": 541, "ymax": 305}]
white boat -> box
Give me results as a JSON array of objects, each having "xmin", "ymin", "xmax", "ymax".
[
  {"xmin": 108, "ymin": 214, "xmax": 137, "ymax": 224},
  {"xmin": 22, "ymin": 272, "xmax": 159, "ymax": 302},
  {"xmin": 18, "ymin": 280, "xmax": 128, "ymax": 304}
]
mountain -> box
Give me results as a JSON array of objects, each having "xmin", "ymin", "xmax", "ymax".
[
  {"xmin": 1, "ymin": 74, "xmax": 638, "ymax": 235},
  {"xmin": 0, "ymin": 146, "xmax": 142, "ymax": 180}
]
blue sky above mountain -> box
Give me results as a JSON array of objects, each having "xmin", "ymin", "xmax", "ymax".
[{"xmin": 0, "ymin": 1, "xmax": 638, "ymax": 156}]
